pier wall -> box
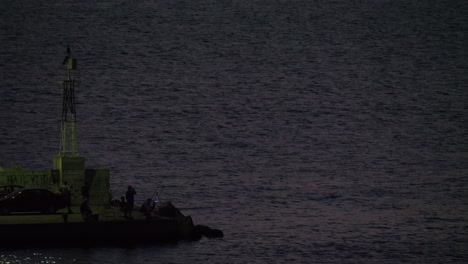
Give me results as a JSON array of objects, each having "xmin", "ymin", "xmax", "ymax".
[
  {"xmin": 0, "ymin": 167, "xmax": 60, "ymax": 190},
  {"xmin": 0, "ymin": 162, "xmax": 110, "ymax": 206},
  {"xmin": 85, "ymin": 168, "xmax": 111, "ymax": 206}
]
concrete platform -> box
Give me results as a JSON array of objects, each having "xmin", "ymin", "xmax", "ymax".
[{"xmin": 0, "ymin": 205, "xmax": 145, "ymax": 224}]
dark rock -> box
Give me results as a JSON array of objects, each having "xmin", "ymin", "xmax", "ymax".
[
  {"xmin": 156, "ymin": 201, "xmax": 184, "ymax": 218},
  {"xmin": 194, "ymin": 225, "xmax": 224, "ymax": 238},
  {"xmin": 206, "ymin": 228, "xmax": 224, "ymax": 238},
  {"xmin": 189, "ymin": 231, "xmax": 203, "ymax": 241},
  {"xmin": 194, "ymin": 224, "xmax": 211, "ymax": 234},
  {"xmin": 154, "ymin": 203, "xmax": 224, "ymax": 240}
]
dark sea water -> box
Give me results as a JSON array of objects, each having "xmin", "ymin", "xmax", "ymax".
[{"xmin": 1, "ymin": 0, "xmax": 467, "ymax": 263}]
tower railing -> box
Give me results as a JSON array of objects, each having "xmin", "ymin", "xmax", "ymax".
[{"xmin": 59, "ymin": 46, "xmax": 79, "ymax": 156}]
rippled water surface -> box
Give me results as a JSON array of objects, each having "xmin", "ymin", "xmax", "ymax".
[{"xmin": 1, "ymin": 0, "xmax": 467, "ymax": 263}]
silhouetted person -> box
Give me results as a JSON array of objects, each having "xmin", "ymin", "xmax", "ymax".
[
  {"xmin": 80, "ymin": 198, "xmax": 98, "ymax": 222},
  {"xmin": 81, "ymin": 185, "xmax": 89, "ymax": 200},
  {"xmin": 80, "ymin": 197, "xmax": 92, "ymax": 222},
  {"xmin": 125, "ymin": 185, "xmax": 136, "ymax": 217},
  {"xmin": 119, "ymin": 196, "xmax": 128, "ymax": 218},
  {"xmin": 60, "ymin": 181, "xmax": 73, "ymax": 213},
  {"xmin": 141, "ymin": 198, "xmax": 155, "ymax": 219}
]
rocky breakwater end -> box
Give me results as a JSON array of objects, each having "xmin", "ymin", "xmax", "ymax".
[
  {"xmin": 155, "ymin": 202, "xmax": 224, "ymax": 240},
  {"xmin": 193, "ymin": 224, "xmax": 224, "ymax": 238}
]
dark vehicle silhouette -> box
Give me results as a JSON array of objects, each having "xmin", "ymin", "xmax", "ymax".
[
  {"xmin": 0, "ymin": 185, "xmax": 24, "ymax": 197},
  {"xmin": 0, "ymin": 188, "xmax": 67, "ymax": 215}
]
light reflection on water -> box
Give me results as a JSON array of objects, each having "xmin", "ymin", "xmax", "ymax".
[{"xmin": 0, "ymin": 252, "xmax": 64, "ymax": 264}]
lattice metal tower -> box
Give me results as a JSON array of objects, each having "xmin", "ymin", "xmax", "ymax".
[{"xmin": 59, "ymin": 45, "xmax": 80, "ymax": 156}]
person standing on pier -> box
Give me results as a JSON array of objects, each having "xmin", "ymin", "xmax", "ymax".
[
  {"xmin": 125, "ymin": 185, "xmax": 136, "ymax": 218},
  {"xmin": 119, "ymin": 196, "xmax": 128, "ymax": 218},
  {"xmin": 60, "ymin": 181, "xmax": 73, "ymax": 213}
]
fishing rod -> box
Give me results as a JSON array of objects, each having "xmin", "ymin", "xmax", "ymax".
[{"xmin": 151, "ymin": 176, "xmax": 165, "ymax": 204}]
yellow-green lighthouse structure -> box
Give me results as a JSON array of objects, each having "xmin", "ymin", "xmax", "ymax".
[
  {"xmin": 53, "ymin": 45, "xmax": 88, "ymax": 205},
  {"xmin": 0, "ymin": 46, "xmax": 110, "ymax": 206}
]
